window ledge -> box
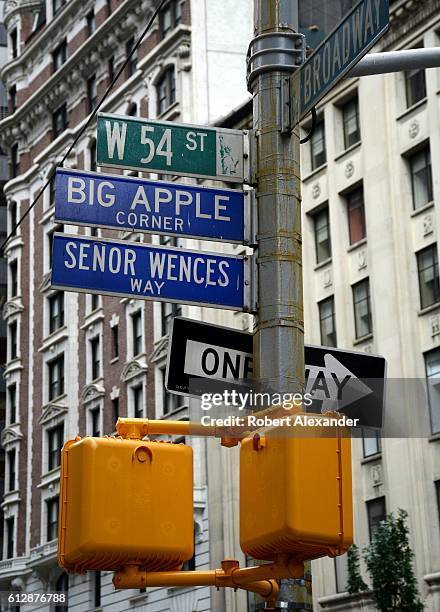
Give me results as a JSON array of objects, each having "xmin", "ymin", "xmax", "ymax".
[
  {"xmin": 361, "ymin": 452, "xmax": 382, "ymax": 465},
  {"xmin": 37, "ymin": 468, "xmax": 60, "ymax": 489},
  {"xmin": 110, "ymin": 356, "xmax": 119, "ymax": 364},
  {"xmin": 418, "ymin": 302, "xmax": 440, "ymax": 317},
  {"xmin": 81, "ymin": 308, "xmax": 105, "ymax": 330},
  {"xmin": 428, "ymin": 432, "xmax": 440, "ymax": 443},
  {"xmin": 39, "ymin": 203, "xmax": 55, "ymax": 226},
  {"xmin": 347, "ymin": 237, "xmax": 367, "ymax": 253},
  {"xmin": 334, "ymin": 141, "xmax": 361, "ymax": 163},
  {"xmin": 157, "ymin": 100, "xmax": 180, "ymax": 121},
  {"xmin": 302, "ymin": 162, "xmax": 328, "ymax": 183},
  {"xmin": 314, "ymin": 257, "xmax": 332, "ymax": 271},
  {"xmin": 38, "ymin": 327, "xmax": 69, "ymax": 353},
  {"xmin": 129, "ymin": 593, "xmax": 148, "ymax": 605},
  {"xmin": 353, "ymin": 333, "xmax": 373, "ymax": 346},
  {"xmin": 410, "ymin": 200, "xmax": 434, "ymax": 218},
  {"xmin": 396, "ymin": 97, "xmax": 427, "ymax": 122}
]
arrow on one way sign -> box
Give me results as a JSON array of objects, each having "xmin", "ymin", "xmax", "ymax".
[{"xmin": 305, "ymin": 353, "xmax": 373, "ymax": 413}]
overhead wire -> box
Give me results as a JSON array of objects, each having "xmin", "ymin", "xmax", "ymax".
[{"xmin": 0, "ymin": 0, "xmax": 168, "ymax": 254}]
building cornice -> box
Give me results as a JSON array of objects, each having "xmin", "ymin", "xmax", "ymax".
[
  {"xmin": 383, "ymin": 0, "xmax": 440, "ymax": 50},
  {"xmin": 0, "ymin": 0, "xmax": 152, "ymax": 134}
]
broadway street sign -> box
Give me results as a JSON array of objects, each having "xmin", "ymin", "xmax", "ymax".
[
  {"xmin": 292, "ymin": 0, "xmax": 389, "ymax": 124},
  {"xmin": 54, "ymin": 168, "xmax": 251, "ymax": 244},
  {"xmin": 51, "ymin": 234, "xmax": 253, "ymax": 311},
  {"xmin": 97, "ymin": 113, "xmax": 246, "ymax": 183},
  {"xmin": 166, "ymin": 318, "xmax": 386, "ymax": 428}
]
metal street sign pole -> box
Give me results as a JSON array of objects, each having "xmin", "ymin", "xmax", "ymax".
[
  {"xmin": 248, "ymin": 1, "xmax": 307, "ymax": 609},
  {"xmin": 347, "ymin": 47, "xmax": 440, "ymax": 77}
]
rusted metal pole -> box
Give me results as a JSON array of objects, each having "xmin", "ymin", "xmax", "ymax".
[{"xmin": 247, "ymin": 1, "xmax": 307, "ymax": 609}]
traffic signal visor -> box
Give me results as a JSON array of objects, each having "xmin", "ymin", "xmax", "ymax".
[
  {"xmin": 240, "ymin": 426, "xmax": 353, "ymax": 562},
  {"xmin": 58, "ymin": 436, "xmax": 194, "ymax": 573}
]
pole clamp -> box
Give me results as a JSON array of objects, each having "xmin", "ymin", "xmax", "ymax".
[{"xmin": 247, "ymin": 32, "xmax": 306, "ymax": 92}]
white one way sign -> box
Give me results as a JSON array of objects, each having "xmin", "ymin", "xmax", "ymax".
[{"xmin": 166, "ymin": 318, "xmax": 386, "ymax": 428}]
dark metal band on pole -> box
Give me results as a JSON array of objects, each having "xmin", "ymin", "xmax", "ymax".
[{"xmin": 348, "ymin": 48, "xmax": 440, "ymax": 77}]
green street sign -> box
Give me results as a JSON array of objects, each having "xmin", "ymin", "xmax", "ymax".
[
  {"xmin": 291, "ymin": 0, "xmax": 389, "ymax": 124},
  {"xmin": 97, "ymin": 113, "xmax": 246, "ymax": 183}
]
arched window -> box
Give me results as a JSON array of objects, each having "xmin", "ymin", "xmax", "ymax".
[{"xmin": 157, "ymin": 67, "xmax": 176, "ymax": 115}]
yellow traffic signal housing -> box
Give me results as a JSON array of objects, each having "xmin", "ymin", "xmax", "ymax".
[
  {"xmin": 240, "ymin": 425, "xmax": 352, "ymax": 562},
  {"xmin": 58, "ymin": 436, "xmax": 194, "ymax": 573}
]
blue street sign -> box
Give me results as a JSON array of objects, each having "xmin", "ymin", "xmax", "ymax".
[
  {"xmin": 54, "ymin": 169, "xmax": 251, "ymax": 245},
  {"xmin": 51, "ymin": 234, "xmax": 253, "ymax": 312},
  {"xmin": 292, "ymin": 0, "xmax": 389, "ymax": 123}
]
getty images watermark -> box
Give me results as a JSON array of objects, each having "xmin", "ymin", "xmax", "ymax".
[{"xmin": 199, "ymin": 390, "xmax": 360, "ymax": 428}]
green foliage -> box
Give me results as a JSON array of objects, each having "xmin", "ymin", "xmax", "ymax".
[
  {"xmin": 363, "ymin": 509, "xmax": 424, "ymax": 611},
  {"xmin": 346, "ymin": 544, "xmax": 368, "ymax": 594}
]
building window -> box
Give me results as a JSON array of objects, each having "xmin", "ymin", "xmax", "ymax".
[
  {"xmin": 87, "ymin": 75, "xmax": 97, "ymax": 113},
  {"xmin": 47, "ymin": 423, "xmax": 64, "ymax": 471},
  {"xmin": 53, "ymin": 0, "xmax": 65, "ymax": 16},
  {"xmin": 362, "ymin": 428, "xmax": 381, "ymax": 457},
  {"xmin": 86, "ymin": 10, "xmax": 96, "ymax": 35},
  {"xmin": 436, "ymin": 481, "xmax": 440, "ymax": 527},
  {"xmin": 90, "ymin": 336, "xmax": 101, "ymax": 380},
  {"xmin": 7, "ymin": 448, "xmax": 16, "ymax": 491},
  {"xmin": 409, "ymin": 146, "xmax": 433, "ymax": 210},
  {"xmin": 9, "ymin": 85, "xmax": 16, "ymax": 112},
  {"xmin": 9, "ymin": 260, "xmax": 17, "ymax": 297},
  {"xmin": 131, "ymin": 311, "xmax": 142, "ymax": 356},
  {"xmin": 91, "ymin": 293, "xmax": 100, "ymax": 311},
  {"xmin": 6, "ymin": 517, "xmax": 14, "ymax": 558},
  {"xmin": 8, "ymin": 384, "xmax": 17, "ymax": 424},
  {"xmin": 108, "ymin": 56, "xmax": 115, "ymax": 82},
  {"xmin": 425, "ymin": 348, "xmax": 440, "ymax": 435},
  {"xmin": 10, "ymin": 144, "xmax": 19, "ymax": 178},
  {"xmin": 352, "ymin": 279, "xmax": 372, "ymax": 339},
  {"xmin": 52, "ymin": 103, "xmax": 68, "ymax": 138},
  {"xmin": 10, "ymin": 28, "xmax": 17, "ymax": 59},
  {"xmin": 342, "ymin": 97, "xmax": 360, "ymax": 149},
  {"xmin": 313, "ymin": 206, "xmax": 331, "ymax": 264},
  {"xmin": 112, "ymin": 397, "xmax": 119, "ymax": 426},
  {"xmin": 90, "ymin": 407, "xmax": 101, "ymax": 437},
  {"xmin": 417, "ymin": 244, "xmax": 439, "ymax": 310},
  {"xmin": 89, "ymin": 140, "xmax": 96, "ymax": 172},
  {"xmin": 366, "ymin": 497, "xmax": 386, "ymax": 540},
  {"xmin": 405, "ymin": 43, "xmax": 426, "ymax": 107},
  {"xmin": 48, "ymin": 354, "xmax": 65, "ymax": 401},
  {"xmin": 93, "ymin": 572, "xmax": 101, "ymax": 608},
  {"xmin": 48, "ymin": 291, "xmax": 65, "ymax": 334},
  {"xmin": 310, "ymin": 120, "xmax": 326, "ymax": 170},
  {"xmin": 9, "ymin": 201, "xmax": 17, "ymax": 236},
  {"xmin": 53, "ymin": 40, "xmax": 67, "ymax": 72},
  {"xmin": 319, "ymin": 296, "xmax": 337, "ymax": 347},
  {"xmin": 334, "ymin": 554, "xmax": 348, "ymax": 593},
  {"xmin": 111, "ymin": 324, "xmax": 119, "ymax": 359},
  {"xmin": 133, "ymin": 386, "xmax": 143, "ymax": 418},
  {"xmin": 157, "ymin": 67, "xmax": 176, "ymax": 115},
  {"xmin": 161, "ymin": 302, "xmax": 182, "ymax": 337},
  {"xmin": 9, "ymin": 321, "xmax": 17, "ymax": 360},
  {"xmin": 159, "ymin": 0, "xmax": 182, "ymax": 38},
  {"xmin": 126, "ymin": 37, "xmax": 137, "ymax": 78},
  {"xmin": 46, "ymin": 497, "xmax": 59, "ymax": 542},
  {"xmin": 346, "ymin": 186, "xmax": 366, "ymax": 245},
  {"xmin": 162, "ymin": 367, "xmax": 177, "ymax": 415}
]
